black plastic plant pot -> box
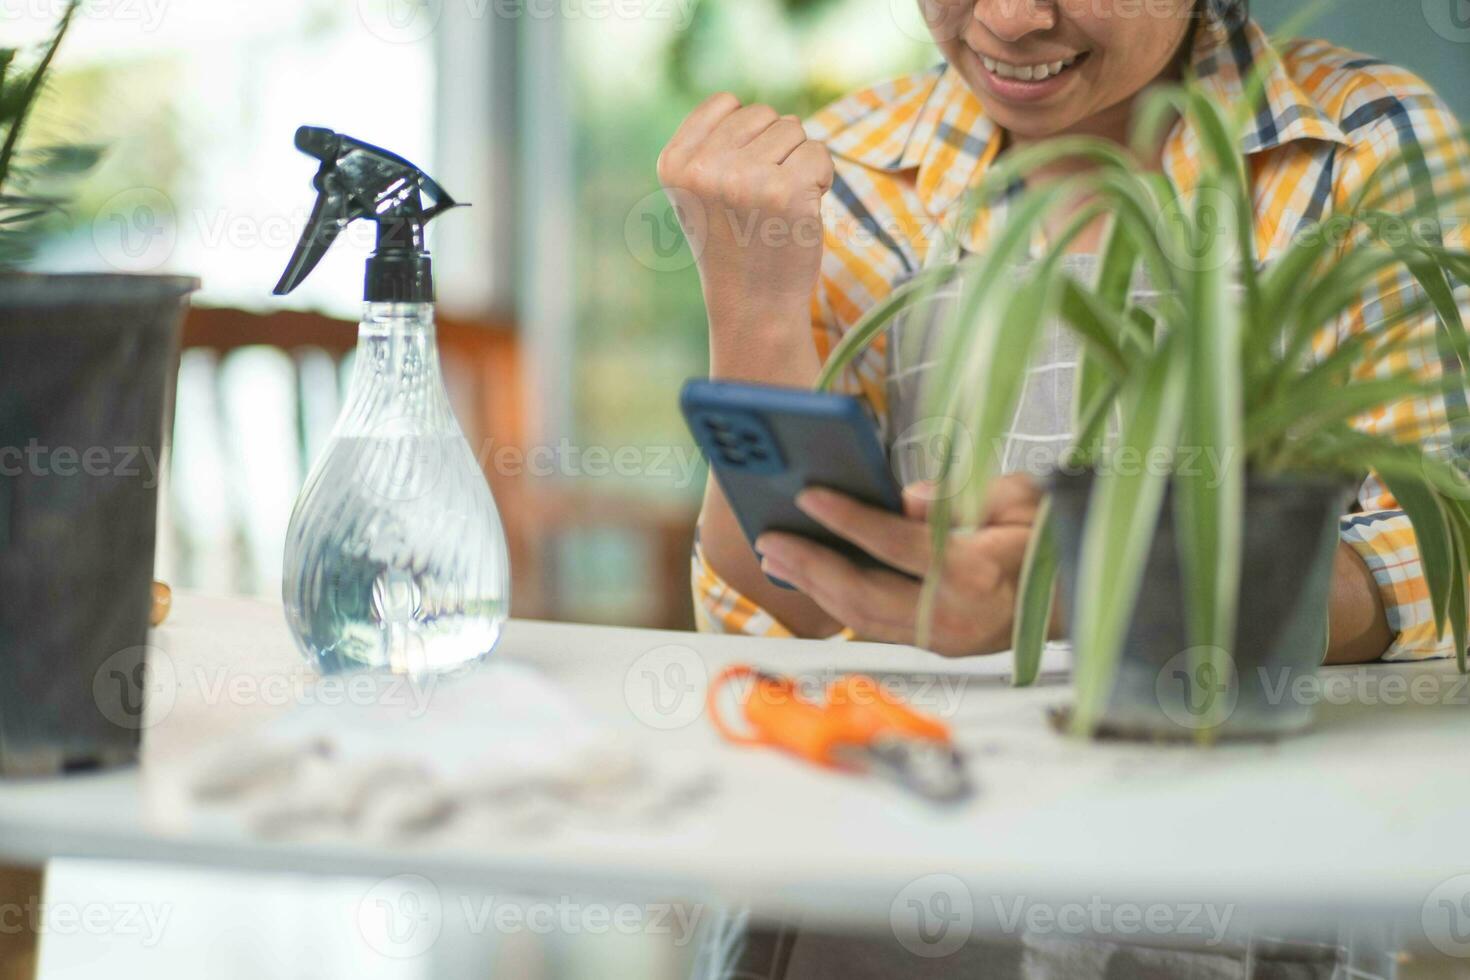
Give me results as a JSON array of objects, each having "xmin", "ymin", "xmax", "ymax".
[
  {"xmin": 1049, "ymin": 470, "xmax": 1352, "ymax": 742},
  {"xmin": 0, "ymin": 273, "xmax": 198, "ymax": 777}
]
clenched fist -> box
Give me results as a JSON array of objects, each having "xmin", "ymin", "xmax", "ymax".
[{"xmin": 658, "ymin": 93, "xmax": 834, "ymax": 357}]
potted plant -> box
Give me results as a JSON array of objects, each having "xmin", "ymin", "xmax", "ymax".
[
  {"xmin": 0, "ymin": 2, "xmax": 198, "ymax": 775},
  {"xmin": 816, "ymin": 76, "xmax": 1470, "ymax": 741}
]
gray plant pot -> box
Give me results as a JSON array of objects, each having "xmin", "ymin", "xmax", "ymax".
[
  {"xmin": 0, "ymin": 273, "xmax": 198, "ymax": 776},
  {"xmin": 1049, "ymin": 470, "xmax": 1352, "ymax": 741}
]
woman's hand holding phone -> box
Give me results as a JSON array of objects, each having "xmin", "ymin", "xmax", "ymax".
[{"xmin": 754, "ymin": 476, "xmax": 1058, "ymax": 657}]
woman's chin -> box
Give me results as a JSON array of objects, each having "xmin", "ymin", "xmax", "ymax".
[{"xmin": 973, "ymin": 98, "xmax": 1081, "ymax": 143}]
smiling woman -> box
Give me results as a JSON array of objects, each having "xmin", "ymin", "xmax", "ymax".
[
  {"xmin": 671, "ymin": 0, "xmax": 1470, "ymax": 679},
  {"xmin": 670, "ymin": 0, "xmax": 1470, "ymax": 965}
]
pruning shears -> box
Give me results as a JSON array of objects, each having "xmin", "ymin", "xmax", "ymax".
[{"xmin": 706, "ymin": 664, "xmax": 972, "ymax": 804}]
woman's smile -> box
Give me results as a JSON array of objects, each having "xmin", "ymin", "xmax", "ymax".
[
  {"xmin": 932, "ymin": 0, "xmax": 1195, "ymax": 141},
  {"xmin": 970, "ymin": 49, "xmax": 1091, "ymax": 103}
]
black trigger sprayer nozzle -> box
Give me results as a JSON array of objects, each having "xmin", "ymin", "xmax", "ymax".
[{"xmin": 273, "ymin": 126, "xmax": 466, "ymax": 303}]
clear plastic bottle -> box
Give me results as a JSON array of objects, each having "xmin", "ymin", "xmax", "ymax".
[{"xmin": 282, "ymin": 302, "xmax": 510, "ymax": 675}]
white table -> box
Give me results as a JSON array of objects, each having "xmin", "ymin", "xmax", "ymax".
[{"xmin": 2, "ymin": 593, "xmax": 1468, "ymax": 954}]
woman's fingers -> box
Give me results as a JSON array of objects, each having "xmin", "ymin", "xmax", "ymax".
[
  {"xmin": 795, "ymin": 487, "xmax": 933, "ymax": 577},
  {"xmin": 901, "ymin": 476, "xmax": 1041, "ymax": 527},
  {"xmin": 755, "ymin": 532, "xmax": 921, "ymax": 642},
  {"xmin": 747, "ymin": 115, "xmax": 809, "ymax": 165},
  {"xmin": 754, "ymin": 523, "xmax": 1035, "ymax": 656},
  {"xmin": 902, "ymin": 482, "xmax": 934, "ymax": 520},
  {"xmin": 663, "ymin": 91, "xmax": 742, "ymax": 158},
  {"xmin": 782, "ymin": 139, "xmax": 835, "ymax": 194},
  {"xmin": 709, "ymin": 103, "xmax": 783, "ymax": 151},
  {"xmin": 984, "ymin": 473, "xmax": 1043, "ymax": 526}
]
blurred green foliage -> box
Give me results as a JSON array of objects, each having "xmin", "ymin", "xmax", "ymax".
[
  {"xmin": 0, "ymin": 1, "xmax": 102, "ymax": 269},
  {"xmin": 570, "ymin": 0, "xmax": 932, "ymax": 471}
]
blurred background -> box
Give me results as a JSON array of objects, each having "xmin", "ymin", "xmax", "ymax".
[
  {"xmin": 5, "ymin": 1, "xmax": 1469, "ymax": 977},
  {"xmin": 13, "ymin": 0, "xmax": 1463, "ymax": 636}
]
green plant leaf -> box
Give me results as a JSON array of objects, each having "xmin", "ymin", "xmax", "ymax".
[
  {"xmin": 916, "ymin": 273, "xmax": 1060, "ymax": 647},
  {"xmin": 1443, "ymin": 502, "xmax": 1470, "ymax": 673},
  {"xmin": 1258, "ymin": 216, "xmax": 1348, "ymax": 315},
  {"xmin": 1249, "ymin": 373, "xmax": 1454, "ymax": 450},
  {"xmin": 1056, "ymin": 277, "xmax": 1140, "ymax": 378},
  {"xmin": 1425, "ymin": 247, "xmax": 1470, "ymax": 286},
  {"xmin": 1071, "ymin": 379, "xmax": 1122, "ymax": 459},
  {"xmin": 1068, "ymin": 216, "xmax": 1141, "ymax": 466},
  {"xmin": 1294, "ymin": 425, "xmax": 1464, "ymax": 489},
  {"xmin": 1174, "ymin": 174, "xmax": 1245, "ymax": 721},
  {"xmin": 1287, "ymin": 293, "xmax": 1435, "ymax": 389},
  {"xmin": 0, "ymin": 70, "xmax": 35, "ymax": 123},
  {"xmin": 1184, "ymin": 87, "xmax": 1258, "ymax": 315},
  {"xmin": 919, "ymin": 181, "xmax": 1080, "ymax": 481},
  {"xmin": 1012, "ymin": 495, "xmax": 1058, "ymax": 689},
  {"xmin": 944, "ymin": 272, "xmax": 1059, "ymax": 526},
  {"xmin": 964, "ymin": 137, "xmax": 1137, "ymax": 207},
  {"xmin": 815, "ymin": 263, "xmax": 954, "ymax": 392},
  {"xmin": 1378, "ymin": 470, "xmax": 1455, "ymax": 641},
  {"xmin": 16, "ymin": 144, "xmax": 103, "ymax": 175},
  {"xmin": 0, "ymin": 0, "xmax": 81, "ymax": 194},
  {"xmin": 0, "ymin": 208, "xmax": 50, "ymax": 225},
  {"xmin": 1096, "ymin": 213, "xmax": 1140, "ymax": 308},
  {"xmin": 1128, "ymin": 85, "xmax": 1185, "ymax": 163},
  {"xmin": 1401, "ymin": 249, "xmax": 1470, "ymax": 378},
  {"xmin": 1094, "ymin": 172, "xmax": 1186, "ymax": 300},
  {"xmin": 1070, "ymin": 332, "xmax": 1187, "ymax": 735},
  {"xmin": 1250, "ymin": 293, "xmax": 1439, "ymax": 466},
  {"xmin": 1264, "ymin": 247, "xmax": 1404, "ymax": 398}
]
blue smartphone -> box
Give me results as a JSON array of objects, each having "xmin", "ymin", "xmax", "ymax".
[{"xmin": 680, "ymin": 379, "xmax": 911, "ymax": 588}]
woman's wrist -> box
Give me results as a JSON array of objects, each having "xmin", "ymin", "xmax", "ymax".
[{"xmin": 706, "ymin": 302, "xmax": 820, "ymax": 386}]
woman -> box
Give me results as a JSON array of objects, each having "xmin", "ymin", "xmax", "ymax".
[
  {"xmin": 665, "ymin": 2, "xmax": 1467, "ymax": 976},
  {"xmin": 661, "ymin": 0, "xmax": 1470, "ymax": 667}
]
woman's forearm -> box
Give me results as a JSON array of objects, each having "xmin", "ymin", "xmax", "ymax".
[
  {"xmin": 1325, "ymin": 541, "xmax": 1393, "ymax": 665},
  {"xmin": 699, "ymin": 309, "xmax": 843, "ymax": 638}
]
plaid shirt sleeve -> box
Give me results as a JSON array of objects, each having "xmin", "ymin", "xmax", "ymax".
[{"xmin": 1330, "ymin": 70, "xmax": 1470, "ymax": 662}]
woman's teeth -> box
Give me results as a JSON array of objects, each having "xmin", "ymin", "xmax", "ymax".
[{"xmin": 980, "ymin": 53, "xmax": 1081, "ymax": 82}]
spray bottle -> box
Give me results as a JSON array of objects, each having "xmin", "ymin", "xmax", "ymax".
[{"xmin": 274, "ymin": 126, "xmax": 509, "ymax": 676}]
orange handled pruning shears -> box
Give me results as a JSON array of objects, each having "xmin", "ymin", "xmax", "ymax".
[{"xmin": 706, "ymin": 665, "xmax": 973, "ymax": 804}]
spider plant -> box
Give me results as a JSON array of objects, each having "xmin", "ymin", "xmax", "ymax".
[
  {"xmin": 0, "ymin": 0, "xmax": 101, "ymax": 268},
  {"xmin": 816, "ymin": 73, "xmax": 1470, "ymax": 738}
]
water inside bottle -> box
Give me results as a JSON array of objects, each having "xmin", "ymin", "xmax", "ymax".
[{"xmin": 286, "ymin": 433, "xmax": 510, "ymax": 675}]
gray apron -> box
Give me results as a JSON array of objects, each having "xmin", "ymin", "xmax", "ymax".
[{"xmin": 884, "ymin": 252, "xmax": 1100, "ymax": 490}]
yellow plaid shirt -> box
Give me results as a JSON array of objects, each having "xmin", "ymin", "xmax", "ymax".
[{"xmin": 693, "ymin": 16, "xmax": 1470, "ymax": 661}]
